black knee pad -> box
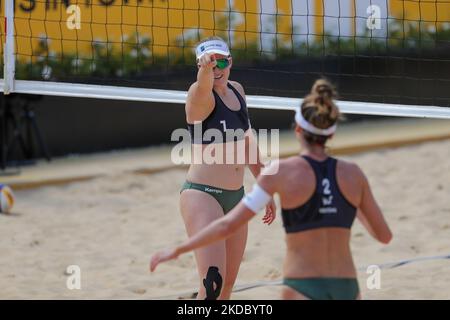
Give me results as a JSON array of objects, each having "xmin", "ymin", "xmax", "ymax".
[{"xmin": 203, "ymin": 266, "xmax": 223, "ymax": 300}]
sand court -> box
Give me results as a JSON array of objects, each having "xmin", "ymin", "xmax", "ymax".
[{"xmin": 0, "ymin": 135, "xmax": 449, "ymax": 299}]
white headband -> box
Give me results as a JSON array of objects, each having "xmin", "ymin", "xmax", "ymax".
[
  {"xmin": 295, "ymin": 109, "xmax": 337, "ymax": 136},
  {"xmin": 195, "ymin": 40, "xmax": 230, "ymax": 59}
]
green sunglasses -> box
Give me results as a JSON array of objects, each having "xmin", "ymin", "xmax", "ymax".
[{"xmin": 215, "ymin": 58, "xmax": 231, "ymax": 69}]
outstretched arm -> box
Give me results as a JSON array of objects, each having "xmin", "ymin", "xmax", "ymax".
[
  {"xmin": 185, "ymin": 52, "xmax": 217, "ymax": 123},
  {"xmin": 150, "ymin": 202, "xmax": 255, "ymax": 272},
  {"xmin": 150, "ymin": 166, "xmax": 278, "ymax": 272}
]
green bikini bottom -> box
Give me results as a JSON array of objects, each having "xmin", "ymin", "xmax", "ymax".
[
  {"xmin": 283, "ymin": 278, "xmax": 360, "ymax": 300},
  {"xmin": 181, "ymin": 181, "xmax": 244, "ymax": 214}
]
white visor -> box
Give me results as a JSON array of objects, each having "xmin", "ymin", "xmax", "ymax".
[
  {"xmin": 195, "ymin": 40, "xmax": 230, "ymax": 59},
  {"xmin": 295, "ymin": 109, "xmax": 337, "ymax": 136}
]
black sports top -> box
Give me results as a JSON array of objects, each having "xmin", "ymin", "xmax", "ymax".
[
  {"xmin": 188, "ymin": 82, "xmax": 250, "ymax": 144},
  {"xmin": 281, "ymin": 156, "xmax": 357, "ymax": 233}
]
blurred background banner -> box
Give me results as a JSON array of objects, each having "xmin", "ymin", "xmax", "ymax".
[
  {"xmin": 0, "ymin": 0, "xmax": 449, "ymax": 161},
  {"xmin": 1, "ymin": 0, "xmax": 448, "ymax": 104}
]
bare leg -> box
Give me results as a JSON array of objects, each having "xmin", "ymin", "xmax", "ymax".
[
  {"xmin": 180, "ymin": 189, "xmax": 227, "ymax": 300},
  {"xmin": 220, "ymin": 223, "xmax": 248, "ymax": 299}
]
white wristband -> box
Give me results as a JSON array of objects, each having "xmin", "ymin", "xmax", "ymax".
[{"xmin": 242, "ymin": 184, "xmax": 271, "ymax": 214}]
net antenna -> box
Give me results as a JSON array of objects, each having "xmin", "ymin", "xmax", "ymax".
[{"xmin": 3, "ymin": 0, "xmax": 15, "ymax": 94}]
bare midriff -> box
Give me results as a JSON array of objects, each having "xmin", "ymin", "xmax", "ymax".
[{"xmin": 186, "ymin": 142, "xmax": 247, "ymax": 190}]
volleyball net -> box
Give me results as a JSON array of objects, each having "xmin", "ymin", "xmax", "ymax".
[{"xmin": 1, "ymin": 0, "xmax": 450, "ymax": 118}]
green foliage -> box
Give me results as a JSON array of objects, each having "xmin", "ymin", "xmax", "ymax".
[{"xmin": 14, "ymin": 17, "xmax": 450, "ymax": 81}]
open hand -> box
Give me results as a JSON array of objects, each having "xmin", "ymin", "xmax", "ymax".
[
  {"xmin": 150, "ymin": 247, "xmax": 179, "ymax": 272},
  {"xmin": 262, "ymin": 198, "xmax": 276, "ymax": 225}
]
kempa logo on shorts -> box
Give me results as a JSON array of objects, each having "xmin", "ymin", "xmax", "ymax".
[
  {"xmin": 205, "ymin": 187, "xmax": 222, "ymax": 194},
  {"xmin": 170, "ymin": 124, "xmax": 280, "ymax": 175}
]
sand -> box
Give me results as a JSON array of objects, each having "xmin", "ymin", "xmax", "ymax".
[{"xmin": 0, "ymin": 139, "xmax": 449, "ymax": 299}]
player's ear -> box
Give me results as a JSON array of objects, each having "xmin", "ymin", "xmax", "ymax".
[{"xmin": 294, "ymin": 125, "xmax": 302, "ymax": 140}]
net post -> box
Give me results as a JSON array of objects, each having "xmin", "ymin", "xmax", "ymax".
[{"xmin": 3, "ymin": 0, "xmax": 15, "ymax": 95}]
